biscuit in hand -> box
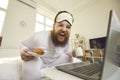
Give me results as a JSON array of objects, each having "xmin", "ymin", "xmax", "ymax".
[{"xmin": 33, "ymin": 48, "xmax": 44, "ymax": 55}]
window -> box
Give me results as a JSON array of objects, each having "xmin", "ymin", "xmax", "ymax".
[
  {"xmin": 35, "ymin": 13, "xmax": 53, "ymax": 32},
  {"xmin": 0, "ymin": 0, "xmax": 9, "ymax": 34},
  {"xmin": 0, "ymin": 0, "xmax": 8, "ymax": 9}
]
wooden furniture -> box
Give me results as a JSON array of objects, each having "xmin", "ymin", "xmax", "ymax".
[
  {"xmin": 0, "ymin": 36, "xmax": 2, "ymax": 46},
  {"xmin": 76, "ymin": 49, "xmax": 104, "ymax": 63},
  {"xmin": 71, "ymin": 34, "xmax": 86, "ymax": 50},
  {"xmin": 85, "ymin": 49, "xmax": 104, "ymax": 63}
]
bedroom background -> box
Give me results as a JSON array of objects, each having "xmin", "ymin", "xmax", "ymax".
[{"xmin": 0, "ymin": 0, "xmax": 120, "ymax": 54}]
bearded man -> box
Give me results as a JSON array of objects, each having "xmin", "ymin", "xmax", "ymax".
[{"xmin": 20, "ymin": 11, "xmax": 74, "ymax": 80}]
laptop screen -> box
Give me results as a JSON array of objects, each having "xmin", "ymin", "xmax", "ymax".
[{"xmin": 101, "ymin": 10, "xmax": 120, "ymax": 80}]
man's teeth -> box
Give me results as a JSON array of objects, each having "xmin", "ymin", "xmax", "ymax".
[{"xmin": 59, "ymin": 34, "xmax": 65, "ymax": 36}]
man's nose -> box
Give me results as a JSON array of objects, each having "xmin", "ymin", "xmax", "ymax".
[{"xmin": 61, "ymin": 26, "xmax": 67, "ymax": 31}]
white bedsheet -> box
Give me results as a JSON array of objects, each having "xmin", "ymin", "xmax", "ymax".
[
  {"xmin": 0, "ymin": 49, "xmax": 22, "ymax": 80},
  {"xmin": 0, "ymin": 49, "xmax": 81, "ymax": 80}
]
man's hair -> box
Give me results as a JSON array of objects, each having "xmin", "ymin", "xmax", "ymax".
[{"xmin": 54, "ymin": 11, "xmax": 74, "ymax": 23}]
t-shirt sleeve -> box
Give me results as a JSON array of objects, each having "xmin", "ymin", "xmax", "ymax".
[{"xmin": 19, "ymin": 33, "xmax": 37, "ymax": 51}]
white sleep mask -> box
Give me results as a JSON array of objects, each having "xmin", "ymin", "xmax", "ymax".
[{"xmin": 56, "ymin": 12, "xmax": 73, "ymax": 26}]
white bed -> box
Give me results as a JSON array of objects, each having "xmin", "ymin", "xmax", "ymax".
[
  {"xmin": 0, "ymin": 49, "xmax": 22, "ymax": 80},
  {"xmin": 0, "ymin": 49, "xmax": 80, "ymax": 80}
]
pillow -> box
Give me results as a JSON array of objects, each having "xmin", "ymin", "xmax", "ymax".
[{"xmin": 0, "ymin": 57, "xmax": 22, "ymax": 80}]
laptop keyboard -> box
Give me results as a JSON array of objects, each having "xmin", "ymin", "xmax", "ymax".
[{"xmin": 71, "ymin": 63, "xmax": 102, "ymax": 76}]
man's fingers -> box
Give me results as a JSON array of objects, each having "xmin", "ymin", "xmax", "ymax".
[
  {"xmin": 24, "ymin": 52, "xmax": 33, "ymax": 56},
  {"xmin": 21, "ymin": 52, "xmax": 34, "ymax": 61}
]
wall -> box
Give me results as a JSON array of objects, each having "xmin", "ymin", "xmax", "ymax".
[
  {"xmin": 1, "ymin": 0, "xmax": 36, "ymax": 49},
  {"xmin": 36, "ymin": 4, "xmax": 55, "ymax": 19},
  {"xmin": 71, "ymin": 0, "xmax": 120, "ymax": 49},
  {"xmin": 0, "ymin": 0, "xmax": 120, "ymax": 49}
]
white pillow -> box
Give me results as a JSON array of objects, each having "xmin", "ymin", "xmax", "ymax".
[{"xmin": 0, "ymin": 57, "xmax": 22, "ymax": 80}]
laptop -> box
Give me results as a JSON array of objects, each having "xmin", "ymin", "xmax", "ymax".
[{"xmin": 56, "ymin": 10, "xmax": 120, "ymax": 80}]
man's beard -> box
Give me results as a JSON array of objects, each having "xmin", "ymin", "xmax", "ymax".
[{"xmin": 51, "ymin": 30, "xmax": 69, "ymax": 47}]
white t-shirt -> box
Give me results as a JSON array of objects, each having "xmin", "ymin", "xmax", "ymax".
[{"xmin": 20, "ymin": 31, "xmax": 72, "ymax": 64}]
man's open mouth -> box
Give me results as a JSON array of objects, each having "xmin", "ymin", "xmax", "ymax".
[{"xmin": 58, "ymin": 32, "xmax": 66, "ymax": 38}]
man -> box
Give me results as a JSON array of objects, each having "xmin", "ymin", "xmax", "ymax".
[{"xmin": 20, "ymin": 11, "xmax": 74, "ymax": 80}]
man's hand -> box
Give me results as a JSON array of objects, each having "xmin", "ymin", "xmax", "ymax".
[{"xmin": 21, "ymin": 49, "xmax": 34, "ymax": 61}]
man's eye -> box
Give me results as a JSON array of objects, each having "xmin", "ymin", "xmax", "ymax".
[
  {"xmin": 67, "ymin": 26, "xmax": 71, "ymax": 29},
  {"xmin": 58, "ymin": 24, "xmax": 63, "ymax": 27}
]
